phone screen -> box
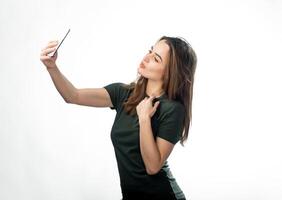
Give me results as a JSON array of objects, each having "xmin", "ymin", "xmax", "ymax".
[{"xmin": 50, "ymin": 28, "xmax": 71, "ymax": 57}]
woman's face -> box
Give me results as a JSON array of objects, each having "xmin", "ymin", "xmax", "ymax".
[{"xmin": 138, "ymin": 40, "xmax": 170, "ymax": 81}]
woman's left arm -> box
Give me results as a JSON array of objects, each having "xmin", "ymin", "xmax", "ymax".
[
  {"xmin": 137, "ymin": 95, "xmax": 175, "ymax": 175},
  {"xmin": 139, "ymin": 117, "xmax": 175, "ymax": 175}
]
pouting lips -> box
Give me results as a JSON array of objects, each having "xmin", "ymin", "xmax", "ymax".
[{"xmin": 139, "ymin": 62, "xmax": 146, "ymax": 68}]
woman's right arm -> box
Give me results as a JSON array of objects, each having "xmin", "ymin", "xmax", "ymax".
[{"xmin": 40, "ymin": 41, "xmax": 113, "ymax": 107}]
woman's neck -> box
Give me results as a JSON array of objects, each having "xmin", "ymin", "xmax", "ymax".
[{"xmin": 146, "ymin": 79, "xmax": 164, "ymax": 97}]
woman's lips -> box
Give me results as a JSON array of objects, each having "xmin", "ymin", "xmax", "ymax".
[{"xmin": 139, "ymin": 62, "xmax": 145, "ymax": 68}]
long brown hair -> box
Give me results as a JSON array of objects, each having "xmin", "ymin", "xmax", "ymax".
[{"xmin": 122, "ymin": 36, "xmax": 197, "ymax": 146}]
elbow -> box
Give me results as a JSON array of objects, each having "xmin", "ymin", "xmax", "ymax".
[
  {"xmin": 144, "ymin": 158, "xmax": 162, "ymax": 175},
  {"xmin": 65, "ymin": 98, "xmax": 72, "ymax": 104},
  {"xmin": 65, "ymin": 92, "xmax": 78, "ymax": 104},
  {"xmin": 65, "ymin": 98, "xmax": 76, "ymax": 104},
  {"xmin": 146, "ymin": 166, "xmax": 160, "ymax": 175}
]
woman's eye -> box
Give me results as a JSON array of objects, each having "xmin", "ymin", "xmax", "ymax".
[{"xmin": 148, "ymin": 49, "xmax": 158, "ymax": 62}]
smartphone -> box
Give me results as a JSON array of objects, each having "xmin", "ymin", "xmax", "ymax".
[{"xmin": 49, "ymin": 28, "xmax": 71, "ymax": 57}]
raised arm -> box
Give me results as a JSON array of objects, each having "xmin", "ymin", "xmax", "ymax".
[{"xmin": 40, "ymin": 40, "xmax": 113, "ymax": 107}]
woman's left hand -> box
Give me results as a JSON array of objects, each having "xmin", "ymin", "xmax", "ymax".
[{"xmin": 136, "ymin": 95, "xmax": 160, "ymax": 120}]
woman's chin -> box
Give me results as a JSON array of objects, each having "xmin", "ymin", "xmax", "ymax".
[
  {"xmin": 137, "ymin": 67, "xmax": 143, "ymax": 73},
  {"xmin": 137, "ymin": 68, "xmax": 147, "ymax": 77}
]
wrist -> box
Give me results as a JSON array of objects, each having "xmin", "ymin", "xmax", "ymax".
[
  {"xmin": 138, "ymin": 115, "xmax": 151, "ymax": 123},
  {"xmin": 47, "ymin": 65, "xmax": 58, "ymax": 71}
]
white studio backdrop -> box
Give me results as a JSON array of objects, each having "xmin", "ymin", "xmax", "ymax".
[{"xmin": 0, "ymin": 0, "xmax": 282, "ymax": 199}]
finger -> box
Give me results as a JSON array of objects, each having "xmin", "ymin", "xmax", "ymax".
[
  {"xmin": 151, "ymin": 101, "xmax": 160, "ymax": 116},
  {"xmin": 40, "ymin": 55, "xmax": 52, "ymax": 60},
  {"xmin": 41, "ymin": 41, "xmax": 58, "ymax": 51},
  {"xmin": 148, "ymin": 95, "xmax": 156, "ymax": 101},
  {"xmin": 41, "ymin": 47, "xmax": 57, "ymax": 56},
  {"xmin": 49, "ymin": 40, "xmax": 58, "ymax": 43},
  {"xmin": 47, "ymin": 41, "xmax": 59, "ymax": 48},
  {"xmin": 41, "ymin": 45, "xmax": 57, "ymax": 52},
  {"xmin": 153, "ymin": 101, "xmax": 160, "ymax": 110},
  {"xmin": 48, "ymin": 40, "xmax": 59, "ymax": 45}
]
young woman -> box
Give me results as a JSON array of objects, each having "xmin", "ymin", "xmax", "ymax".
[{"xmin": 40, "ymin": 36, "xmax": 197, "ymax": 200}]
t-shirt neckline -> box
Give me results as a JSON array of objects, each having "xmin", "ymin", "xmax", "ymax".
[{"xmin": 145, "ymin": 92, "xmax": 167, "ymax": 100}]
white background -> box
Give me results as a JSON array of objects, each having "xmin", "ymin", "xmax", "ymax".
[{"xmin": 1, "ymin": 0, "xmax": 282, "ymax": 199}]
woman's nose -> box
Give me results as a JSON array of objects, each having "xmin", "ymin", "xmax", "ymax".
[
  {"xmin": 143, "ymin": 54, "xmax": 151, "ymax": 63},
  {"xmin": 143, "ymin": 57, "xmax": 149, "ymax": 63}
]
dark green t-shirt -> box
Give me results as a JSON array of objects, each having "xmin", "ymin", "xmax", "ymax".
[{"xmin": 104, "ymin": 82, "xmax": 186, "ymax": 199}]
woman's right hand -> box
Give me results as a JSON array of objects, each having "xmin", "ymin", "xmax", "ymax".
[{"xmin": 40, "ymin": 40, "xmax": 59, "ymax": 69}]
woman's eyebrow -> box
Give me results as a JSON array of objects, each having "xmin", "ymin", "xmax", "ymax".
[{"xmin": 151, "ymin": 46, "xmax": 163, "ymax": 62}]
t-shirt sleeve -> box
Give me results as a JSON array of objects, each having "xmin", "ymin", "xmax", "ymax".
[
  {"xmin": 103, "ymin": 82, "xmax": 126, "ymax": 111},
  {"xmin": 156, "ymin": 103, "xmax": 185, "ymax": 145}
]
